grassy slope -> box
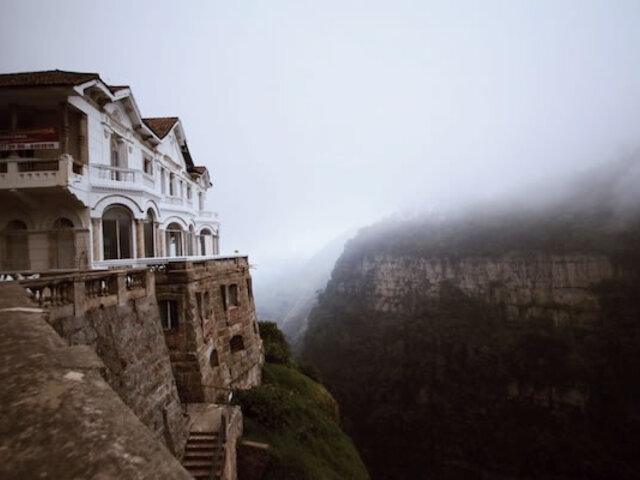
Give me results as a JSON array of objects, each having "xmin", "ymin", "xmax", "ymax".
[{"xmin": 234, "ymin": 323, "xmax": 369, "ymax": 480}]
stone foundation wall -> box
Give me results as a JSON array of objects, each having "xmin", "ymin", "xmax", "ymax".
[
  {"xmin": 49, "ymin": 293, "xmax": 189, "ymax": 458},
  {"xmin": 156, "ymin": 257, "xmax": 264, "ymax": 403}
]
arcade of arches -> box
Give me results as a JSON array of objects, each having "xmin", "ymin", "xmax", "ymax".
[
  {"xmin": 1, "ymin": 217, "xmax": 82, "ymax": 271},
  {"xmin": 97, "ymin": 205, "xmax": 219, "ymax": 261}
]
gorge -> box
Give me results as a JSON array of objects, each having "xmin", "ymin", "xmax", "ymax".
[{"xmin": 302, "ymin": 161, "xmax": 640, "ymax": 479}]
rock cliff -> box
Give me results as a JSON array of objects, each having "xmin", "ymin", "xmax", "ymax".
[{"xmin": 332, "ymin": 251, "xmax": 620, "ymax": 324}]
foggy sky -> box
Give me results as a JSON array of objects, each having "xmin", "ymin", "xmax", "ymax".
[{"xmin": 2, "ymin": 0, "xmax": 640, "ymax": 270}]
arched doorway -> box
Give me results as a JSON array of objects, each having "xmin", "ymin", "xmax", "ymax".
[
  {"xmin": 52, "ymin": 217, "xmax": 75, "ymax": 269},
  {"xmin": 5, "ymin": 220, "xmax": 28, "ymax": 270},
  {"xmin": 166, "ymin": 222, "xmax": 183, "ymax": 257},
  {"xmin": 102, "ymin": 206, "xmax": 133, "ymax": 260},
  {"xmin": 143, "ymin": 209, "xmax": 155, "ymax": 258}
]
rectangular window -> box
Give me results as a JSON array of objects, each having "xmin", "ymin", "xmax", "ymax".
[
  {"xmin": 220, "ymin": 285, "xmax": 227, "ymax": 312},
  {"xmin": 143, "ymin": 157, "xmax": 153, "ymax": 175},
  {"xmin": 159, "ymin": 300, "xmax": 179, "ymax": 330},
  {"xmin": 229, "ymin": 284, "xmax": 239, "ymax": 307},
  {"xmin": 196, "ymin": 292, "xmax": 202, "ymax": 320}
]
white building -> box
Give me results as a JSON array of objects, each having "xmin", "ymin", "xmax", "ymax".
[{"xmin": 0, "ymin": 70, "xmax": 219, "ymax": 272}]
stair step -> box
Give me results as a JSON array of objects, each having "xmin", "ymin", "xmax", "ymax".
[
  {"xmin": 189, "ymin": 432, "xmax": 217, "ymax": 439},
  {"xmin": 186, "ymin": 442, "xmax": 217, "ymax": 449},
  {"xmin": 183, "ymin": 459, "xmax": 213, "ymax": 468},
  {"xmin": 186, "ymin": 467, "xmax": 213, "ymax": 477},
  {"xmin": 183, "ymin": 450, "xmax": 215, "ymax": 460}
]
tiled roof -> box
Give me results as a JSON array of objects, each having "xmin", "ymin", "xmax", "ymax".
[
  {"xmin": 188, "ymin": 166, "xmax": 207, "ymax": 175},
  {"xmin": 0, "ymin": 69, "xmax": 100, "ymax": 88},
  {"xmin": 109, "ymin": 85, "xmax": 129, "ymax": 93},
  {"xmin": 143, "ymin": 117, "xmax": 179, "ymax": 139}
]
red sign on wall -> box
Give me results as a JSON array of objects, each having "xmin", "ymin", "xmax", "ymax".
[{"xmin": 0, "ymin": 127, "xmax": 59, "ymax": 151}]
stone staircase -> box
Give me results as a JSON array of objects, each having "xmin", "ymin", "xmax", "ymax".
[{"xmin": 182, "ymin": 431, "xmax": 225, "ymax": 480}]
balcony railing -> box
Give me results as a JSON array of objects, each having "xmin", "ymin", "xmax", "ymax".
[
  {"xmin": 90, "ymin": 164, "xmax": 138, "ymax": 184},
  {"xmin": 0, "ymin": 155, "xmax": 83, "ymax": 189}
]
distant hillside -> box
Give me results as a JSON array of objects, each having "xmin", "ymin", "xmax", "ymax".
[
  {"xmin": 254, "ymin": 231, "xmax": 353, "ymax": 351},
  {"xmin": 302, "ymin": 158, "xmax": 640, "ymax": 479}
]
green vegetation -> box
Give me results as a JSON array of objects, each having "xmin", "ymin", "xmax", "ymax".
[
  {"xmin": 233, "ymin": 321, "xmax": 369, "ymax": 480},
  {"xmin": 304, "ymin": 271, "xmax": 640, "ymax": 480}
]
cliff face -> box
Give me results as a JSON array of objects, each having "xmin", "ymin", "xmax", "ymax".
[
  {"xmin": 303, "ymin": 204, "xmax": 640, "ymax": 479},
  {"xmin": 332, "ymin": 252, "xmax": 619, "ymax": 324}
]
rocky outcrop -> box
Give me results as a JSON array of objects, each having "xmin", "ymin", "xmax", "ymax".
[{"xmin": 332, "ymin": 251, "xmax": 622, "ymax": 324}]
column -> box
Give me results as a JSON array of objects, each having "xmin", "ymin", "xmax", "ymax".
[
  {"xmin": 135, "ymin": 219, "xmax": 144, "ymax": 258},
  {"xmin": 91, "ymin": 218, "xmax": 101, "ymax": 262},
  {"xmin": 157, "ymin": 228, "xmax": 164, "ymax": 257}
]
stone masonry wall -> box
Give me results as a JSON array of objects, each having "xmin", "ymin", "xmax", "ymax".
[
  {"xmin": 156, "ymin": 257, "xmax": 264, "ymax": 404},
  {"xmin": 334, "ymin": 252, "xmax": 622, "ymax": 324},
  {"xmin": 49, "ymin": 294, "xmax": 189, "ymax": 458}
]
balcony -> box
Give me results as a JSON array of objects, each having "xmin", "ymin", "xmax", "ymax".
[
  {"xmin": 0, "ymin": 155, "xmax": 84, "ymax": 190},
  {"xmin": 90, "ymin": 164, "xmax": 139, "ymax": 187}
]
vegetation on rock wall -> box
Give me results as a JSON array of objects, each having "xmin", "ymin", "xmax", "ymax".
[
  {"xmin": 234, "ymin": 321, "xmax": 369, "ymax": 480},
  {"xmin": 302, "ymin": 172, "xmax": 640, "ymax": 480},
  {"xmin": 304, "ymin": 277, "xmax": 640, "ymax": 479}
]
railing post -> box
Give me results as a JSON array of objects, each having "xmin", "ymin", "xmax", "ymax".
[
  {"xmin": 73, "ymin": 277, "xmax": 87, "ymax": 316},
  {"xmin": 145, "ymin": 269, "xmax": 155, "ymax": 296},
  {"xmin": 116, "ymin": 272, "xmax": 127, "ymax": 304}
]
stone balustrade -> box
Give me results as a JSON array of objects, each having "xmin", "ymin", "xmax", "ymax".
[{"xmin": 20, "ymin": 268, "xmax": 154, "ymax": 319}]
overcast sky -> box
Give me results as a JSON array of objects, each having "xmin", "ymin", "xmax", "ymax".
[{"xmin": 2, "ymin": 0, "xmax": 640, "ymax": 270}]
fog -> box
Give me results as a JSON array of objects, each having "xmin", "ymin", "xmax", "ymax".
[{"xmin": 3, "ymin": 0, "xmax": 640, "ymax": 277}]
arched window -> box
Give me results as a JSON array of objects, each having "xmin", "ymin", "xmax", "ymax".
[
  {"xmin": 209, "ymin": 349, "xmax": 219, "ymax": 367},
  {"xmin": 166, "ymin": 222, "xmax": 183, "ymax": 257},
  {"xmin": 230, "ymin": 335, "xmax": 244, "ymax": 353},
  {"xmin": 52, "ymin": 217, "xmax": 75, "ymax": 269},
  {"xmin": 102, "ymin": 206, "xmax": 133, "ymax": 260},
  {"xmin": 53, "ymin": 217, "xmax": 74, "ymax": 229},
  {"xmin": 5, "ymin": 220, "xmax": 28, "ymax": 270},
  {"xmin": 199, "ymin": 228, "xmax": 212, "ymax": 256},
  {"xmin": 187, "ymin": 225, "xmax": 195, "ymax": 256},
  {"xmin": 143, "ymin": 209, "xmax": 155, "ymax": 258}
]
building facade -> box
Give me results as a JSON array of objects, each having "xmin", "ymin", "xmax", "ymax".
[{"xmin": 0, "ymin": 70, "xmax": 219, "ymax": 272}]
